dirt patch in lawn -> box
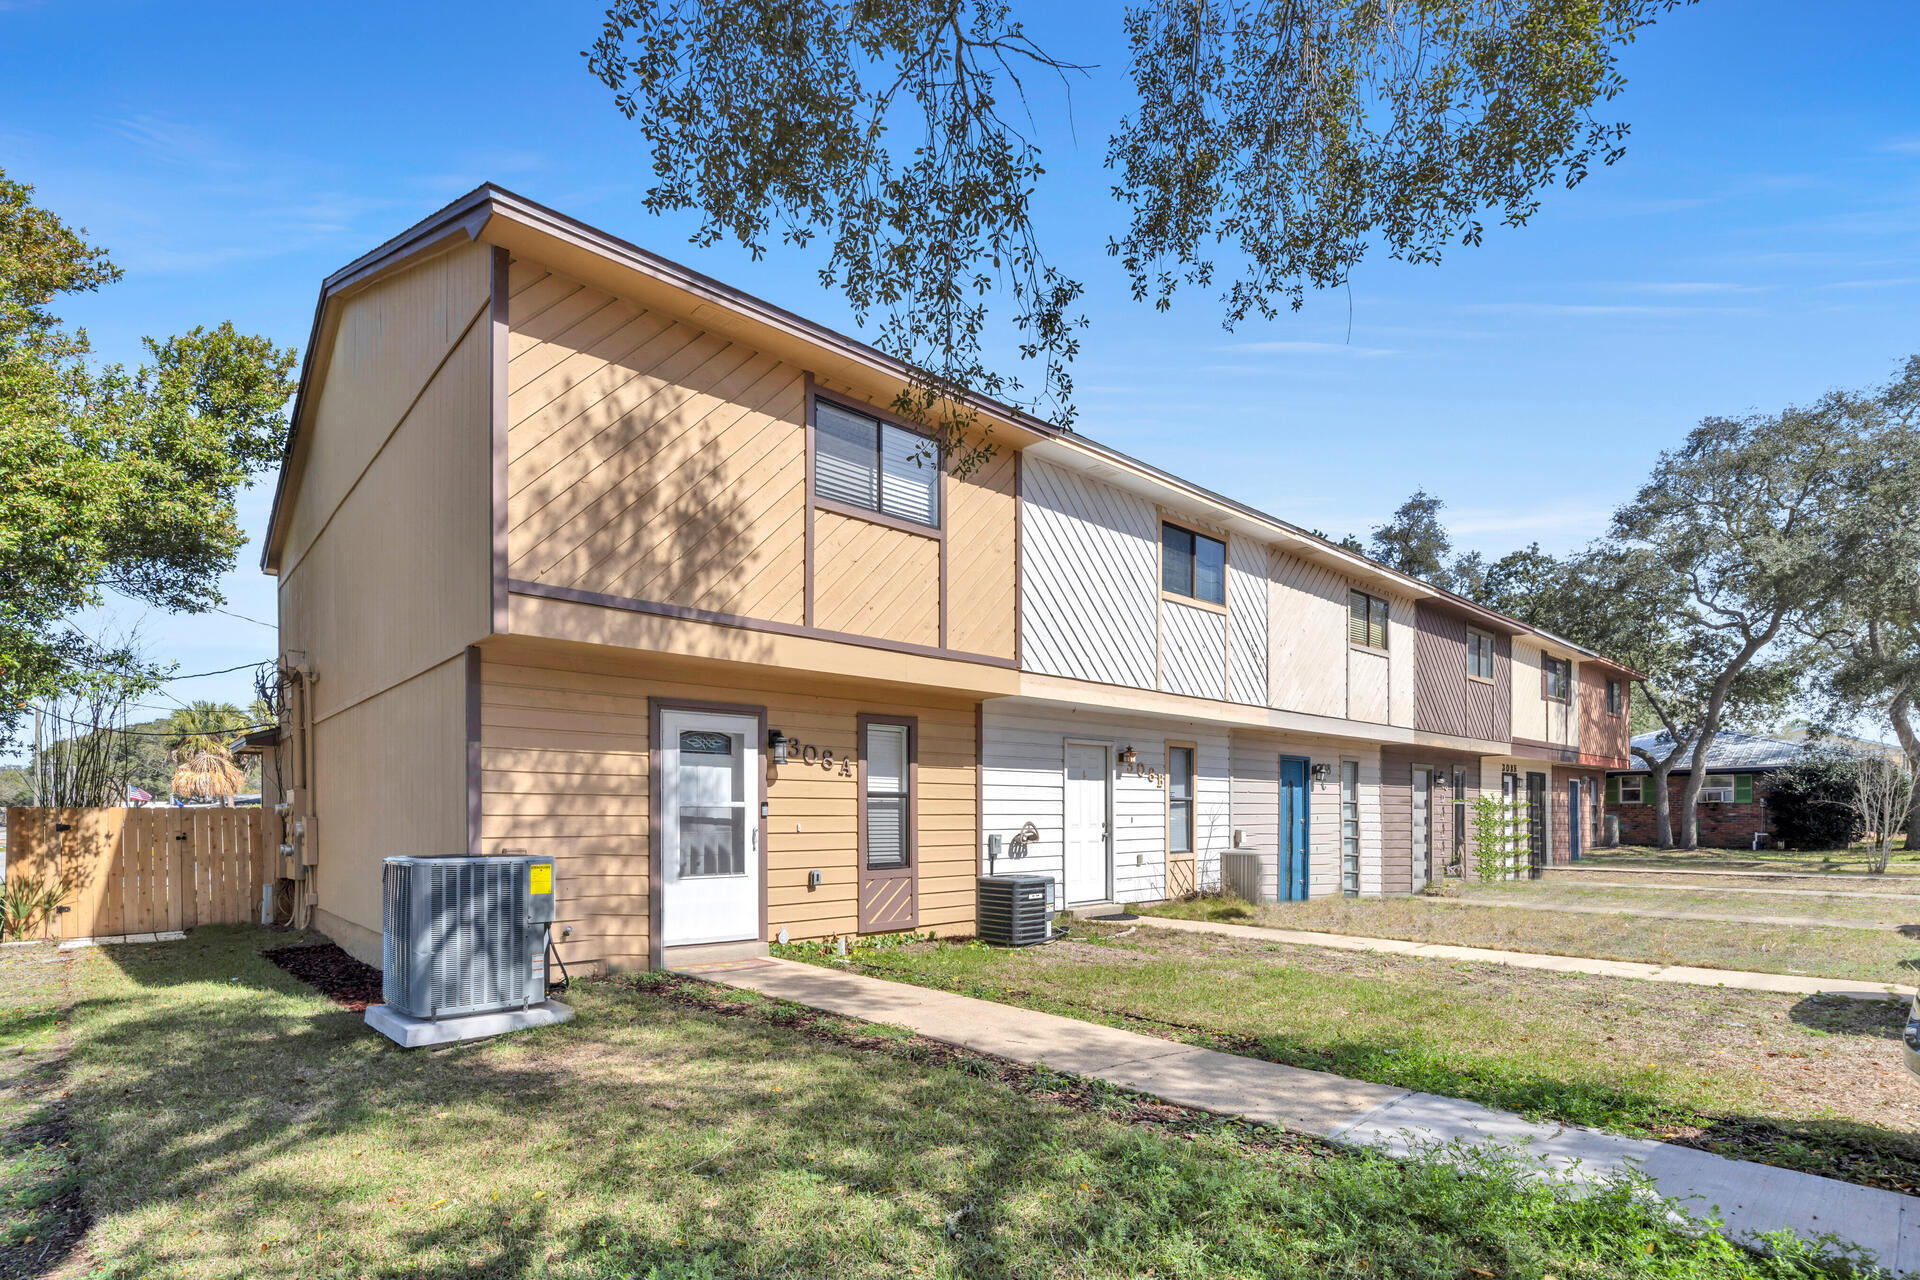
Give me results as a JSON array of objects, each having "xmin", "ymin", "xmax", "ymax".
[{"xmin": 261, "ymin": 942, "xmax": 384, "ymax": 1011}]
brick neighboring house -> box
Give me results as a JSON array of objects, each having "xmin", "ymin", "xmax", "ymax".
[{"xmin": 1605, "ymin": 731, "xmax": 1805, "ymax": 849}]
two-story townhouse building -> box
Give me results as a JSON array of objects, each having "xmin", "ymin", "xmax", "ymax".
[{"xmin": 263, "ymin": 187, "xmax": 1635, "ymax": 974}]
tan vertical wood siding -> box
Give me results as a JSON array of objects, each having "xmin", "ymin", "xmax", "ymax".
[
  {"xmin": 812, "ymin": 511, "xmax": 941, "ymax": 646},
  {"xmin": 477, "ymin": 644, "xmax": 978, "ymax": 971},
  {"xmin": 1387, "ymin": 593, "xmax": 1417, "ymax": 728},
  {"xmin": 503, "ymin": 259, "xmax": 808, "ymax": 625},
  {"xmin": 1510, "ymin": 639, "xmax": 1547, "ymax": 741},
  {"xmin": 1270, "ymin": 552, "xmax": 1348, "ymax": 716}
]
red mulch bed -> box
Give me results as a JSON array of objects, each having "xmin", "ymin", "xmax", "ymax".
[{"xmin": 262, "ymin": 942, "xmax": 385, "ymax": 1011}]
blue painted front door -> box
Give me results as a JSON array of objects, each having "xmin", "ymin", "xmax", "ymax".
[{"xmin": 1280, "ymin": 757, "xmax": 1311, "ymax": 900}]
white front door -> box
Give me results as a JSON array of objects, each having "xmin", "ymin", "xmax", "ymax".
[
  {"xmin": 1411, "ymin": 768, "xmax": 1432, "ymax": 891},
  {"xmin": 1063, "ymin": 744, "xmax": 1110, "ymax": 905},
  {"xmin": 660, "ymin": 710, "xmax": 761, "ymax": 947}
]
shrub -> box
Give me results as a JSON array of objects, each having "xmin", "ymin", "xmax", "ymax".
[
  {"xmin": 1, "ymin": 874, "xmax": 70, "ymax": 941},
  {"xmin": 1765, "ymin": 752, "xmax": 1861, "ymax": 850}
]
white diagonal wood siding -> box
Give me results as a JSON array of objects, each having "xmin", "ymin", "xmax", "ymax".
[
  {"xmin": 1271, "ymin": 551, "xmax": 1347, "ymax": 716},
  {"xmin": 983, "ymin": 701, "xmax": 1229, "ymax": 904},
  {"xmin": 1228, "ymin": 538, "xmax": 1269, "ymax": 705},
  {"xmin": 1160, "ymin": 598, "xmax": 1228, "ymax": 701},
  {"xmin": 1388, "ymin": 592, "xmax": 1417, "ymax": 728},
  {"xmin": 1020, "ymin": 458, "xmax": 1158, "ymax": 689},
  {"xmin": 1350, "ymin": 649, "xmax": 1389, "ymax": 723}
]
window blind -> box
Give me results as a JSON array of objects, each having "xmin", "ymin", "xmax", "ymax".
[
  {"xmin": 864, "ymin": 722, "xmax": 910, "ymax": 869},
  {"xmin": 815, "ymin": 401, "xmax": 880, "ymax": 509}
]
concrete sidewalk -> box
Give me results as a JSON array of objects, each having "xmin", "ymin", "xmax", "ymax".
[
  {"xmin": 1436, "ymin": 894, "xmax": 1909, "ymax": 932},
  {"xmin": 693, "ymin": 956, "xmax": 1920, "ymax": 1273},
  {"xmin": 1119, "ymin": 913, "xmax": 1915, "ymax": 999}
]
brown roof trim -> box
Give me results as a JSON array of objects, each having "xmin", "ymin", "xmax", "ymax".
[{"xmin": 264, "ymin": 183, "xmax": 1638, "ymax": 676}]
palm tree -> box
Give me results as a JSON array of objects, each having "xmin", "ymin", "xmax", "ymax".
[{"xmin": 166, "ymin": 701, "xmax": 250, "ymax": 804}]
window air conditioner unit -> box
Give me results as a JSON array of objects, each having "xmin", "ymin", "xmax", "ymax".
[
  {"xmin": 380, "ymin": 855, "xmax": 558, "ymax": 1021},
  {"xmin": 1701, "ymin": 788, "xmax": 1733, "ymax": 804}
]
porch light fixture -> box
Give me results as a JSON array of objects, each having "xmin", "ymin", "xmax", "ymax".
[
  {"xmin": 1311, "ymin": 763, "xmax": 1330, "ymax": 785},
  {"xmin": 1118, "ymin": 745, "xmax": 1138, "ymax": 765},
  {"xmin": 768, "ymin": 729, "xmax": 789, "ymax": 765}
]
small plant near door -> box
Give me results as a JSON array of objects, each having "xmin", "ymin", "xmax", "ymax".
[
  {"xmin": 1471, "ymin": 795, "xmax": 1525, "ymax": 882},
  {"xmin": 1, "ymin": 873, "xmax": 70, "ymax": 940}
]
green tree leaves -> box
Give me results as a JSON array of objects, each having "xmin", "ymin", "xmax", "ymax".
[{"xmin": 0, "ymin": 169, "xmax": 297, "ymax": 747}]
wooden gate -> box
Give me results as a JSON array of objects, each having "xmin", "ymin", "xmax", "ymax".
[{"xmin": 4, "ymin": 807, "xmax": 271, "ymax": 940}]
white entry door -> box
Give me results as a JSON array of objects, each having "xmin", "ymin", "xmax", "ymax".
[
  {"xmin": 1063, "ymin": 744, "xmax": 1110, "ymax": 905},
  {"xmin": 660, "ymin": 710, "xmax": 761, "ymax": 947},
  {"xmin": 1411, "ymin": 768, "xmax": 1433, "ymax": 891}
]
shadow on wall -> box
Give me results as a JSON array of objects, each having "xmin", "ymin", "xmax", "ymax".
[{"xmin": 505, "ymin": 289, "xmax": 809, "ymax": 670}]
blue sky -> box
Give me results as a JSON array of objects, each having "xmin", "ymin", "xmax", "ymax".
[{"xmin": 4, "ymin": 0, "xmax": 1917, "ymax": 723}]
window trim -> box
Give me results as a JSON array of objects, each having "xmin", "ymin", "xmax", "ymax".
[
  {"xmin": 1466, "ymin": 628, "xmax": 1496, "ymax": 682},
  {"xmin": 1618, "ymin": 775, "xmax": 1644, "ymax": 804},
  {"xmin": 1348, "ymin": 589, "xmax": 1390, "ymax": 653},
  {"xmin": 1700, "ymin": 772, "xmax": 1736, "ymax": 804},
  {"xmin": 808, "ymin": 392, "xmax": 945, "ymax": 537},
  {"xmin": 1159, "ymin": 521, "xmax": 1227, "ymax": 608},
  {"xmin": 1541, "ymin": 655, "xmax": 1572, "ymax": 703},
  {"xmin": 1166, "ymin": 741, "xmax": 1197, "ymax": 856},
  {"xmin": 857, "ymin": 714, "xmax": 919, "ymax": 874}
]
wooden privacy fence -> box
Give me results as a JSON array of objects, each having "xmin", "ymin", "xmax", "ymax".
[{"xmin": 5, "ymin": 807, "xmax": 272, "ymax": 940}]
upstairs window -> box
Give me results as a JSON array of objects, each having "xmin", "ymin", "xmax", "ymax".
[
  {"xmin": 1606, "ymin": 678, "xmax": 1623, "ymax": 715},
  {"xmin": 1543, "ymin": 656, "xmax": 1571, "ymax": 701},
  {"xmin": 1348, "ymin": 590, "xmax": 1389, "ymax": 650},
  {"xmin": 1466, "ymin": 629, "xmax": 1495, "ymax": 680},
  {"xmin": 1161, "ymin": 524, "xmax": 1226, "ymax": 604},
  {"xmin": 814, "ymin": 400, "xmax": 939, "ymax": 529}
]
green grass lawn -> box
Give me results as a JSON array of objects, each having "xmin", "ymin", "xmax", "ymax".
[
  {"xmin": 1455, "ymin": 878, "xmax": 1920, "ymax": 926},
  {"xmin": 1582, "ymin": 843, "xmax": 1920, "ymax": 877},
  {"xmin": 0, "ymin": 926, "xmax": 1869, "ymax": 1278},
  {"xmin": 1142, "ymin": 892, "xmax": 1920, "ymax": 985},
  {"xmin": 792, "ymin": 922, "xmax": 1920, "ymax": 1196}
]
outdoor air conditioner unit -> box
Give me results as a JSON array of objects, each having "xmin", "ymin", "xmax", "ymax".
[
  {"xmin": 976, "ymin": 874, "xmax": 1054, "ymax": 946},
  {"xmin": 381, "ymin": 855, "xmax": 556, "ymax": 1020}
]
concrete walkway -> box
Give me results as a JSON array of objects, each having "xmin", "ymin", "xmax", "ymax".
[
  {"xmin": 1121, "ymin": 913, "xmax": 1915, "ymax": 999},
  {"xmin": 692, "ymin": 956, "xmax": 1919, "ymax": 1272},
  {"xmin": 1443, "ymin": 894, "xmax": 1912, "ymax": 932},
  {"xmin": 1522, "ymin": 880, "xmax": 1920, "ymax": 905}
]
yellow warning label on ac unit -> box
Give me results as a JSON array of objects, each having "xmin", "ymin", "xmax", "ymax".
[{"xmin": 529, "ymin": 864, "xmax": 552, "ymax": 896}]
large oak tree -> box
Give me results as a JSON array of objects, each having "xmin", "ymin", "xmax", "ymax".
[{"xmin": 586, "ymin": 0, "xmax": 1693, "ymax": 461}]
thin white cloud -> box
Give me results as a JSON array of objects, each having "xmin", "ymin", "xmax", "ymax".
[
  {"xmin": 1879, "ymin": 136, "xmax": 1920, "ymax": 155},
  {"xmin": 1604, "ymin": 282, "xmax": 1762, "ymax": 296},
  {"xmin": 1225, "ymin": 340, "xmax": 1400, "ymax": 357},
  {"xmin": 1459, "ymin": 302, "xmax": 1749, "ymax": 318},
  {"xmin": 1815, "ymin": 276, "xmax": 1920, "ymax": 291}
]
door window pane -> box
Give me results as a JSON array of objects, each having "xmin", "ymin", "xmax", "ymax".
[
  {"xmin": 1340, "ymin": 760, "xmax": 1360, "ymax": 896},
  {"xmin": 678, "ymin": 730, "xmax": 744, "ymax": 877},
  {"xmin": 1168, "ymin": 746, "xmax": 1194, "ymax": 854}
]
